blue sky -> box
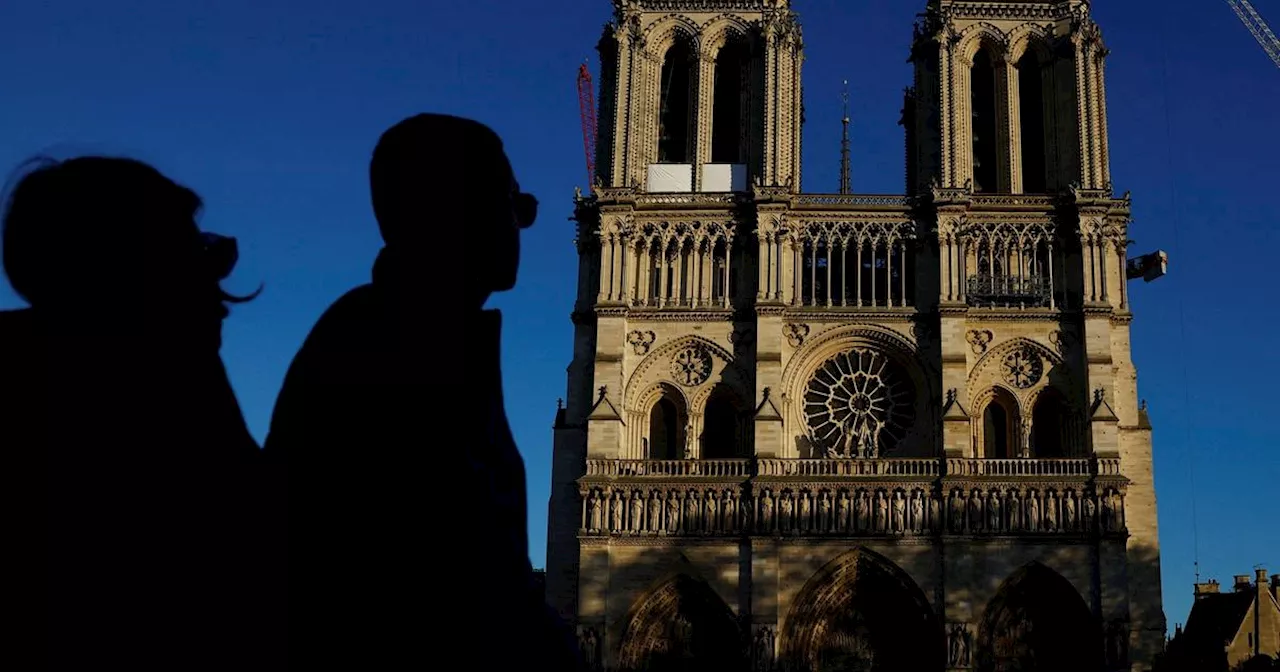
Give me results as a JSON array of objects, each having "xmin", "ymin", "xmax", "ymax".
[{"xmin": 1, "ymin": 0, "xmax": 1275, "ymax": 630}]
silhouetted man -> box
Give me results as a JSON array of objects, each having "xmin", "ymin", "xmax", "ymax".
[{"xmin": 266, "ymin": 114, "xmax": 582, "ymax": 669}]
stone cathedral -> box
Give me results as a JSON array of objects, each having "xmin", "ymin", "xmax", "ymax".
[{"xmin": 546, "ymin": 1, "xmax": 1165, "ymax": 671}]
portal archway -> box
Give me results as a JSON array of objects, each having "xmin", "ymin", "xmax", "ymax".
[
  {"xmin": 976, "ymin": 562, "xmax": 1102, "ymax": 672},
  {"xmin": 781, "ymin": 549, "xmax": 944, "ymax": 672},
  {"xmin": 617, "ymin": 574, "xmax": 745, "ymax": 672}
]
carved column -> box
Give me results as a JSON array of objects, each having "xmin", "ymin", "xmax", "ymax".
[
  {"xmin": 695, "ymin": 49, "xmax": 717, "ymax": 191},
  {"xmin": 1003, "ymin": 54, "xmax": 1023, "ymax": 194}
]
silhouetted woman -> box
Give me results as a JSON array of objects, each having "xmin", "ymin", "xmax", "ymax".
[{"xmin": 0, "ymin": 156, "xmax": 284, "ymax": 670}]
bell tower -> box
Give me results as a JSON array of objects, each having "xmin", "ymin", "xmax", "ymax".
[
  {"xmin": 595, "ymin": 0, "xmax": 804, "ymax": 193},
  {"xmin": 904, "ymin": 0, "xmax": 1112, "ymax": 195}
]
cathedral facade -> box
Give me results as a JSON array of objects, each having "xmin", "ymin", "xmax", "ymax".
[{"xmin": 546, "ymin": 1, "xmax": 1165, "ymax": 670}]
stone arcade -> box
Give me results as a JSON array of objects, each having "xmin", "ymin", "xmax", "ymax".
[{"xmin": 546, "ymin": 1, "xmax": 1164, "ymax": 670}]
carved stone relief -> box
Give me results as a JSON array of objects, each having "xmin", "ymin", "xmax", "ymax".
[
  {"xmin": 1001, "ymin": 346, "xmax": 1044, "ymax": 389},
  {"xmin": 628, "ymin": 330, "xmax": 657, "ymax": 355},
  {"xmin": 670, "ymin": 344, "xmax": 713, "ymax": 386},
  {"xmin": 752, "ymin": 626, "xmax": 776, "ymax": 672},
  {"xmin": 1049, "ymin": 329, "xmax": 1075, "ymax": 357},
  {"xmin": 947, "ymin": 622, "xmax": 973, "ymax": 668},
  {"xmin": 783, "ymin": 322, "xmax": 810, "ymax": 347},
  {"xmin": 965, "ymin": 329, "xmax": 993, "ymax": 355}
]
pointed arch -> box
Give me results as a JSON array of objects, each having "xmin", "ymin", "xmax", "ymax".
[
  {"xmin": 1029, "ymin": 386, "xmax": 1077, "ymax": 458},
  {"xmin": 638, "ymin": 382, "xmax": 688, "ymax": 460},
  {"xmin": 974, "ymin": 385, "xmax": 1022, "ymax": 459},
  {"xmin": 1007, "ymin": 22, "xmax": 1055, "ymax": 64},
  {"xmin": 624, "ymin": 334, "xmax": 735, "ymax": 411},
  {"xmin": 617, "ymin": 573, "xmax": 745, "ymax": 672},
  {"xmin": 642, "ymin": 14, "xmax": 702, "ymax": 57},
  {"xmin": 957, "ymin": 22, "xmax": 1009, "ymax": 66},
  {"xmin": 966, "ymin": 337, "xmax": 1064, "ymax": 399},
  {"xmin": 780, "ymin": 548, "xmax": 944, "ymax": 671},
  {"xmin": 977, "ymin": 562, "xmax": 1102, "ymax": 672},
  {"xmin": 698, "ymin": 383, "xmax": 748, "ymax": 459},
  {"xmin": 699, "ymin": 13, "xmax": 755, "ymax": 53}
]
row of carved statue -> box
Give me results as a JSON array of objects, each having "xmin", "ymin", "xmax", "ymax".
[{"xmin": 582, "ymin": 485, "xmax": 1126, "ymax": 537}]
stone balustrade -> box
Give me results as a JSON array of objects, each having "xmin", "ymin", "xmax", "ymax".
[{"xmin": 578, "ymin": 457, "xmax": 1128, "ymax": 539}]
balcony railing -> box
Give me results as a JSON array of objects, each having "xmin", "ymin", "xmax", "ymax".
[
  {"xmin": 578, "ymin": 457, "xmax": 1128, "ymax": 540},
  {"xmin": 967, "ymin": 273, "xmax": 1052, "ymax": 308},
  {"xmin": 584, "ymin": 457, "xmax": 1115, "ymax": 480}
]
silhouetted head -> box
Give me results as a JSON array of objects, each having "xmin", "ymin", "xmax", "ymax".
[
  {"xmin": 1, "ymin": 156, "xmax": 251, "ymax": 347},
  {"xmin": 369, "ymin": 113, "xmax": 536, "ymax": 306}
]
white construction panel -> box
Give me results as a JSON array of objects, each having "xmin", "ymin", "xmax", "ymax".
[
  {"xmin": 646, "ymin": 163, "xmax": 693, "ymax": 193},
  {"xmin": 701, "ymin": 163, "xmax": 748, "ymax": 192}
]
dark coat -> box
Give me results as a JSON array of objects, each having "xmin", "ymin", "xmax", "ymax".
[{"xmin": 266, "ymin": 251, "xmax": 583, "ymax": 670}]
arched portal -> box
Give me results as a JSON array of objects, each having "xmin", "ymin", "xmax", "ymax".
[
  {"xmin": 980, "ymin": 387, "xmax": 1020, "ymax": 459},
  {"xmin": 977, "ymin": 563, "xmax": 1102, "ymax": 672},
  {"xmin": 617, "ymin": 575, "xmax": 745, "ymax": 672},
  {"xmin": 1030, "ymin": 388, "xmax": 1071, "ymax": 458},
  {"xmin": 701, "ymin": 385, "xmax": 742, "ymax": 459},
  {"xmin": 781, "ymin": 549, "xmax": 945, "ymax": 672},
  {"xmin": 649, "ymin": 385, "xmax": 688, "ymax": 460}
]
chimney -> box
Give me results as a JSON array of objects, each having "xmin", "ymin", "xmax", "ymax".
[
  {"xmin": 1257, "ymin": 568, "xmax": 1269, "ymax": 587},
  {"xmin": 1195, "ymin": 580, "xmax": 1221, "ymax": 598},
  {"xmin": 1234, "ymin": 575, "xmax": 1253, "ymax": 592}
]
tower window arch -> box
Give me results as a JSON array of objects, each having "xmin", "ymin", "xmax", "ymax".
[
  {"xmin": 701, "ymin": 385, "xmax": 743, "ymax": 459},
  {"xmin": 658, "ymin": 36, "xmax": 696, "ymax": 164},
  {"xmin": 1017, "ymin": 50, "xmax": 1047, "ymax": 193},
  {"xmin": 979, "ymin": 388, "xmax": 1020, "ymax": 459},
  {"xmin": 711, "ymin": 35, "xmax": 750, "ymax": 164},
  {"xmin": 970, "ymin": 47, "xmax": 1000, "ymax": 193},
  {"xmin": 648, "ymin": 386, "xmax": 689, "ymax": 460}
]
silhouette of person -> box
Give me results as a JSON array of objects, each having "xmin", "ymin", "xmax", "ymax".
[
  {"xmin": 0, "ymin": 156, "xmax": 284, "ymax": 670},
  {"xmin": 265, "ymin": 114, "xmax": 584, "ymax": 669}
]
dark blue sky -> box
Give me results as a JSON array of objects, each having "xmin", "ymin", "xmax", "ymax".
[{"xmin": 2, "ymin": 0, "xmax": 1275, "ymax": 628}]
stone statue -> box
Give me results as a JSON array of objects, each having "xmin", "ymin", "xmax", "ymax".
[
  {"xmin": 875, "ymin": 491, "xmax": 889, "ymax": 533},
  {"xmin": 683, "ymin": 421, "xmax": 695, "ymax": 459},
  {"xmin": 948, "ymin": 623, "xmax": 972, "ymax": 667},
  {"xmin": 949, "ymin": 491, "xmax": 965, "ymax": 533},
  {"xmin": 818, "ymin": 492, "xmax": 833, "ymax": 532},
  {"xmin": 779, "ymin": 494, "xmax": 794, "ymax": 532},
  {"xmin": 799, "ymin": 491, "xmax": 812, "ymax": 532},
  {"xmin": 836, "ymin": 491, "xmax": 850, "ymax": 532},
  {"xmin": 685, "ymin": 491, "xmax": 701, "ymax": 532},
  {"xmin": 722, "ymin": 492, "xmax": 736, "ymax": 532},
  {"xmin": 589, "ymin": 492, "xmax": 603, "ymax": 532},
  {"xmin": 892, "ymin": 491, "xmax": 906, "ymax": 534},
  {"xmin": 1008, "ymin": 492, "xmax": 1022, "ymax": 531},
  {"xmin": 929, "ymin": 494, "xmax": 943, "ymax": 533},
  {"xmin": 706, "ymin": 492, "xmax": 719, "ymax": 533},
  {"xmin": 855, "ymin": 491, "xmax": 869, "ymax": 532},
  {"xmin": 760, "ymin": 491, "xmax": 774, "ymax": 532},
  {"xmin": 630, "ymin": 493, "xmax": 644, "ymax": 532},
  {"xmin": 1044, "ymin": 491, "xmax": 1058, "ymax": 532},
  {"xmin": 665, "ymin": 494, "xmax": 680, "ymax": 533},
  {"xmin": 1083, "ymin": 494, "xmax": 1097, "ymax": 531},
  {"xmin": 988, "ymin": 491, "xmax": 1002, "ymax": 533},
  {"xmin": 968, "ymin": 489, "xmax": 983, "ymax": 532},
  {"xmin": 910, "ymin": 491, "xmax": 925, "ymax": 533},
  {"xmin": 1064, "ymin": 493, "xmax": 1078, "ymax": 531},
  {"xmin": 1027, "ymin": 493, "xmax": 1041, "ymax": 532},
  {"xmin": 579, "ymin": 627, "xmax": 600, "ymax": 670},
  {"xmin": 610, "ymin": 494, "xmax": 623, "ymax": 532},
  {"xmin": 648, "ymin": 494, "xmax": 661, "ymax": 533}
]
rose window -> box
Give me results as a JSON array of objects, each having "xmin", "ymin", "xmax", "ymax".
[
  {"xmin": 670, "ymin": 345, "xmax": 713, "ymax": 387},
  {"xmin": 1001, "ymin": 347, "xmax": 1044, "ymax": 389},
  {"xmin": 804, "ymin": 348, "xmax": 916, "ymax": 458}
]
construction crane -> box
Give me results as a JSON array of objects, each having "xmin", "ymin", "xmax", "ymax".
[
  {"xmin": 577, "ymin": 63, "xmax": 598, "ymax": 194},
  {"xmin": 1226, "ymin": 0, "xmax": 1280, "ymax": 69}
]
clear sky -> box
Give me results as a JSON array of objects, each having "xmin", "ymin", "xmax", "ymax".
[{"xmin": 1, "ymin": 0, "xmax": 1275, "ymax": 630}]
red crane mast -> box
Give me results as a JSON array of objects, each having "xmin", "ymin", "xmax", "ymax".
[{"xmin": 577, "ymin": 63, "xmax": 598, "ymax": 194}]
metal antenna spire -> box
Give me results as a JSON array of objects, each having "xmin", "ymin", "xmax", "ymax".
[{"xmin": 840, "ymin": 80, "xmax": 851, "ymax": 194}]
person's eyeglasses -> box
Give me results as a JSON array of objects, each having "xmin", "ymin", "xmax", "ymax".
[
  {"xmin": 514, "ymin": 192, "xmax": 538, "ymax": 229},
  {"xmin": 199, "ymin": 232, "xmax": 239, "ymax": 281}
]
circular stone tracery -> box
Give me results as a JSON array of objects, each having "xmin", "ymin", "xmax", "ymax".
[
  {"xmin": 1001, "ymin": 346, "xmax": 1044, "ymax": 389},
  {"xmin": 803, "ymin": 348, "xmax": 916, "ymax": 458},
  {"xmin": 670, "ymin": 345, "xmax": 713, "ymax": 387}
]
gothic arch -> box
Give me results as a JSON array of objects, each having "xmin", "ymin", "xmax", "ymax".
[
  {"xmin": 1007, "ymin": 22, "xmax": 1055, "ymax": 64},
  {"xmin": 973, "ymin": 385, "xmax": 1023, "ymax": 459},
  {"xmin": 966, "ymin": 337, "xmax": 1066, "ymax": 410},
  {"xmin": 957, "ymin": 22, "xmax": 1009, "ymax": 65},
  {"xmin": 695, "ymin": 383, "xmax": 750, "ymax": 459},
  {"xmin": 976, "ymin": 562, "xmax": 1102, "ymax": 672},
  {"xmin": 780, "ymin": 324, "xmax": 934, "ymax": 458},
  {"xmin": 700, "ymin": 14, "xmax": 755, "ymax": 53},
  {"xmin": 780, "ymin": 548, "xmax": 945, "ymax": 672},
  {"xmin": 643, "ymin": 14, "xmax": 702, "ymax": 58},
  {"xmin": 616, "ymin": 574, "xmax": 745, "ymax": 672},
  {"xmin": 625, "ymin": 334, "xmax": 735, "ymax": 411}
]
